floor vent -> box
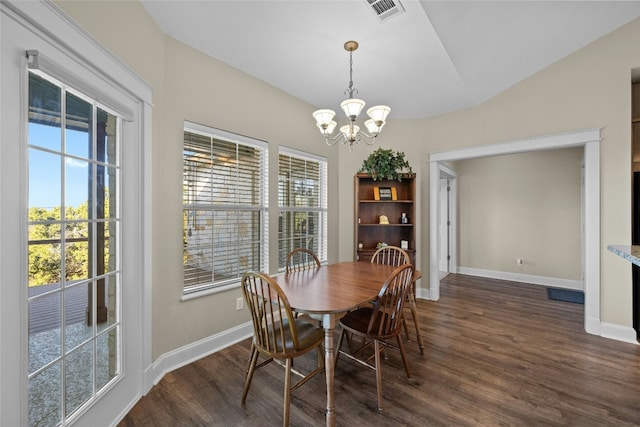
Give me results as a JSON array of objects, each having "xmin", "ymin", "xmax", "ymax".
[{"xmin": 365, "ymin": 0, "xmax": 405, "ymax": 22}]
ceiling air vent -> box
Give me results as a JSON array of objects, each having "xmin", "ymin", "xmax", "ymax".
[{"xmin": 365, "ymin": 0, "xmax": 405, "ymax": 22}]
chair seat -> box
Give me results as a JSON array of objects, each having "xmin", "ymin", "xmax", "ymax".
[
  {"xmin": 256, "ymin": 318, "xmax": 325, "ymax": 356},
  {"xmin": 339, "ymin": 307, "xmax": 398, "ymax": 341}
]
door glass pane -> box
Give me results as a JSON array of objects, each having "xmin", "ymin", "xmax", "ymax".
[
  {"xmin": 65, "ymin": 222, "xmax": 89, "ymax": 281},
  {"xmin": 29, "ymin": 149, "xmax": 61, "ymax": 211},
  {"xmin": 96, "ymin": 328, "xmax": 118, "ymax": 389},
  {"xmin": 100, "ymin": 222, "xmax": 117, "ymax": 275},
  {"xmin": 64, "ymin": 342, "xmax": 93, "ymax": 415},
  {"xmin": 66, "ymin": 158, "xmax": 89, "ymax": 219},
  {"xmin": 97, "ymin": 109, "xmax": 117, "ymax": 165},
  {"xmin": 65, "ymin": 92, "xmax": 92, "ymax": 159},
  {"xmin": 28, "ymin": 292, "xmax": 61, "ymax": 374},
  {"xmin": 29, "ymin": 73, "xmax": 61, "ymax": 151},
  {"xmin": 65, "ymin": 282, "xmax": 91, "ymax": 352},
  {"xmin": 28, "ymin": 222, "xmax": 62, "ymax": 289},
  {"xmin": 97, "ymin": 276, "xmax": 117, "ymax": 333},
  {"xmin": 27, "ymin": 70, "xmax": 121, "ymax": 426},
  {"xmin": 29, "ymin": 361, "xmax": 62, "ymax": 427},
  {"xmin": 97, "ymin": 165, "xmax": 117, "ymax": 221}
]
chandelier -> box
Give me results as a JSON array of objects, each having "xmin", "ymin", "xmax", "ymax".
[{"xmin": 312, "ymin": 41, "xmax": 391, "ymax": 147}]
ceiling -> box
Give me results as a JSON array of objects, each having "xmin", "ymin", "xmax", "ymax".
[{"xmin": 141, "ymin": 1, "xmax": 640, "ymax": 120}]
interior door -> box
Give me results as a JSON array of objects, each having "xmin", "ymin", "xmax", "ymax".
[{"xmin": 439, "ymin": 178, "xmax": 450, "ymax": 272}]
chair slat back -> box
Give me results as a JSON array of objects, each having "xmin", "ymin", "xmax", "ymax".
[
  {"xmin": 368, "ymin": 264, "xmax": 414, "ymax": 338},
  {"xmin": 286, "ymin": 248, "xmax": 321, "ymax": 273},
  {"xmin": 241, "ymin": 272, "xmax": 299, "ymax": 356},
  {"xmin": 370, "ymin": 246, "xmax": 410, "ymax": 267}
]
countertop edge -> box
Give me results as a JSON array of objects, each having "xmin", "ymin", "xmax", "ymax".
[{"xmin": 607, "ymin": 245, "xmax": 640, "ymax": 267}]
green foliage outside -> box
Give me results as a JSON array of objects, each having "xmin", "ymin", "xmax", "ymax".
[{"xmin": 28, "ymin": 201, "xmax": 109, "ymax": 287}]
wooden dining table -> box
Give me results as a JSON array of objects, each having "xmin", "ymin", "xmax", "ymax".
[{"xmin": 270, "ymin": 261, "xmax": 404, "ymax": 427}]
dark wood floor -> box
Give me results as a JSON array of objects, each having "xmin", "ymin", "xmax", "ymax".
[{"xmin": 118, "ymin": 274, "xmax": 640, "ymax": 426}]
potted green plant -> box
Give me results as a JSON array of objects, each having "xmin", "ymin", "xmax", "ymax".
[{"xmin": 359, "ymin": 147, "xmax": 414, "ymax": 181}]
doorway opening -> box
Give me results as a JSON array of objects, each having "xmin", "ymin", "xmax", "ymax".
[{"xmin": 428, "ymin": 129, "xmax": 601, "ymax": 336}]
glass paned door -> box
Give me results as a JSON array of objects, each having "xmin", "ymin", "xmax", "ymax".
[{"xmin": 27, "ymin": 71, "xmax": 120, "ymax": 426}]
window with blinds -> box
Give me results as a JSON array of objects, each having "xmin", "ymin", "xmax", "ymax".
[
  {"xmin": 183, "ymin": 122, "xmax": 268, "ymax": 294},
  {"xmin": 278, "ymin": 148, "xmax": 328, "ymax": 270}
]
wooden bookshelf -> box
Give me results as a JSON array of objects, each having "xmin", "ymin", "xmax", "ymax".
[{"xmin": 354, "ymin": 173, "xmax": 416, "ymax": 262}]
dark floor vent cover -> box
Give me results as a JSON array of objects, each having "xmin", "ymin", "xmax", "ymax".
[{"xmin": 547, "ymin": 288, "xmax": 584, "ymax": 305}]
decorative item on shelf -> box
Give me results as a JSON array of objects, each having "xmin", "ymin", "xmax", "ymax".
[
  {"xmin": 401, "ymin": 212, "xmax": 408, "ymax": 224},
  {"xmin": 379, "ymin": 215, "xmax": 389, "ymax": 225},
  {"xmin": 400, "ymin": 240, "xmax": 409, "ymax": 250},
  {"xmin": 374, "ymin": 186, "xmax": 397, "ymax": 201},
  {"xmin": 359, "ymin": 148, "xmax": 413, "ymax": 181},
  {"xmin": 312, "ymin": 40, "xmax": 390, "ymax": 148},
  {"xmin": 376, "ymin": 242, "xmax": 388, "ymax": 249},
  {"xmin": 358, "ymin": 241, "xmax": 364, "ymax": 249}
]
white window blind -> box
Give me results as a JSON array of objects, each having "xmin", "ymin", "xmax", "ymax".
[
  {"xmin": 278, "ymin": 147, "xmax": 328, "ymax": 270},
  {"xmin": 183, "ymin": 122, "xmax": 268, "ymax": 294}
]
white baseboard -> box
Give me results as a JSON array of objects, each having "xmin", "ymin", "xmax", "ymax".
[
  {"xmin": 456, "ymin": 267, "xmax": 583, "ymax": 290},
  {"xmin": 600, "ymin": 322, "xmax": 639, "ymax": 345},
  {"xmin": 143, "ymin": 321, "xmax": 253, "ymax": 393}
]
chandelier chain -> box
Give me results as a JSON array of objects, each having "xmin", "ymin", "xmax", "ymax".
[{"xmin": 345, "ymin": 49, "xmax": 358, "ymax": 99}]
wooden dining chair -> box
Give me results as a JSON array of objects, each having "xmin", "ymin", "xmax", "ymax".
[
  {"xmin": 285, "ymin": 247, "xmax": 321, "ymax": 273},
  {"xmin": 370, "ymin": 246, "xmax": 425, "ymax": 354},
  {"xmin": 335, "ymin": 263, "xmax": 415, "ymax": 411},
  {"xmin": 285, "ymin": 248, "xmax": 323, "ymax": 326},
  {"xmin": 240, "ymin": 271, "xmax": 325, "ymax": 427}
]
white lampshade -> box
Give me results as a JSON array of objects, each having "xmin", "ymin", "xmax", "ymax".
[
  {"xmin": 364, "ymin": 119, "xmax": 382, "ymax": 134},
  {"xmin": 340, "ymin": 98, "xmax": 366, "ymax": 119},
  {"xmin": 313, "ymin": 109, "xmax": 335, "ymax": 126},
  {"xmin": 340, "ymin": 124, "xmax": 360, "ymax": 140},
  {"xmin": 367, "ymin": 105, "xmax": 391, "ymax": 123}
]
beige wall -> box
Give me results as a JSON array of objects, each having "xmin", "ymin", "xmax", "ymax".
[
  {"xmin": 454, "ymin": 148, "xmax": 584, "ymax": 280},
  {"xmin": 57, "ymin": 0, "xmax": 640, "ymax": 358}
]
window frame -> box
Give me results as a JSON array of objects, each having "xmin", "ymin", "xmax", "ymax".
[
  {"xmin": 182, "ymin": 121, "xmax": 269, "ymax": 299},
  {"xmin": 277, "ymin": 146, "xmax": 328, "ymax": 271}
]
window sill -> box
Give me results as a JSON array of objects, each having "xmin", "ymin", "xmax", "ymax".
[{"xmin": 181, "ymin": 280, "xmax": 240, "ymax": 301}]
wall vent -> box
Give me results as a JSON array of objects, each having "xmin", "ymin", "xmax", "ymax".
[{"xmin": 365, "ymin": 0, "xmax": 405, "ymax": 22}]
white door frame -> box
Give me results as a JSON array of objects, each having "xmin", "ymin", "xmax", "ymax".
[{"xmin": 429, "ymin": 129, "xmax": 601, "ymax": 336}]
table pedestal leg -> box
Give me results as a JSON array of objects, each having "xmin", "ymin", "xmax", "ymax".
[{"xmin": 322, "ymin": 314, "xmax": 336, "ymax": 427}]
